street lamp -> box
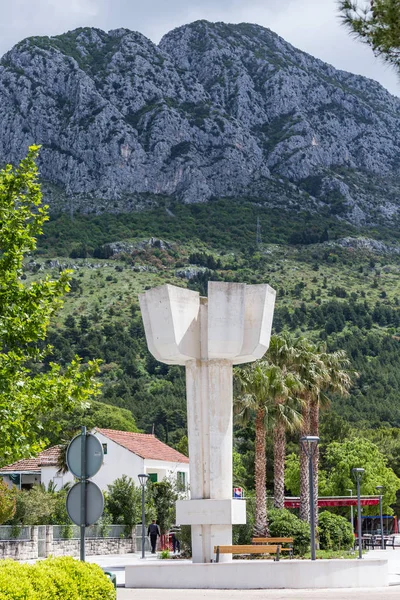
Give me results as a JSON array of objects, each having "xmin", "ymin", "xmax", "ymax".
[
  {"xmin": 352, "ymin": 468, "xmax": 365, "ymax": 559},
  {"xmin": 347, "ymin": 489, "xmax": 354, "ymax": 534},
  {"xmin": 376, "ymin": 485, "xmax": 384, "ymax": 550},
  {"xmin": 138, "ymin": 474, "xmax": 150, "ymax": 559},
  {"xmin": 300, "ymin": 436, "xmax": 319, "ymax": 561}
]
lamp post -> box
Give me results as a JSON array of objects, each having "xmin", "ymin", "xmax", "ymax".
[
  {"xmin": 352, "ymin": 468, "xmax": 365, "ymax": 559},
  {"xmin": 138, "ymin": 474, "xmax": 150, "ymax": 559},
  {"xmin": 376, "ymin": 486, "xmax": 384, "ymax": 550},
  {"xmin": 347, "ymin": 488, "xmax": 354, "ymax": 534},
  {"xmin": 300, "ymin": 436, "xmax": 319, "ymax": 561}
]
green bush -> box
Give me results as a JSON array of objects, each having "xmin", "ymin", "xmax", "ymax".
[
  {"xmin": 268, "ymin": 508, "xmax": 310, "ymax": 556},
  {"xmin": 0, "ymin": 556, "xmax": 115, "ymax": 599},
  {"xmin": 318, "ymin": 511, "xmax": 354, "ymax": 551}
]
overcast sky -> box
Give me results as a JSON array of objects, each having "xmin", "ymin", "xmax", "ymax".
[{"xmin": 1, "ymin": 0, "xmax": 399, "ymax": 96}]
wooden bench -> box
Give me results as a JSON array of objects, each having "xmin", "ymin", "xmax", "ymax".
[
  {"xmin": 252, "ymin": 537, "xmax": 294, "ymax": 558},
  {"xmin": 214, "ymin": 544, "xmax": 281, "ymax": 563}
]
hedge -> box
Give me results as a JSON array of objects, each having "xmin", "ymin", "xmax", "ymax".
[
  {"xmin": 0, "ymin": 556, "xmax": 116, "ymax": 599},
  {"xmin": 318, "ymin": 511, "xmax": 354, "ymax": 551}
]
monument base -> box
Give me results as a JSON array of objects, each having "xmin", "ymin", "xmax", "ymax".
[{"xmin": 125, "ymin": 558, "xmax": 388, "ymax": 589}]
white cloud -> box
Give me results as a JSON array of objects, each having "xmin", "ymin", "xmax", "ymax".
[{"xmin": 0, "ymin": 0, "xmax": 398, "ymax": 95}]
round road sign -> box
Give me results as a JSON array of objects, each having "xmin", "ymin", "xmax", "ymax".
[
  {"xmin": 66, "ymin": 480, "xmax": 104, "ymax": 526},
  {"xmin": 66, "ymin": 433, "xmax": 104, "ymax": 479}
]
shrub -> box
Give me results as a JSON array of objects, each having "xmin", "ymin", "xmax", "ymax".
[
  {"xmin": 268, "ymin": 508, "xmax": 310, "ymax": 556},
  {"xmin": 0, "ymin": 480, "xmax": 16, "ymax": 524},
  {"xmin": 0, "ymin": 556, "xmax": 115, "ymax": 599},
  {"xmin": 318, "ymin": 511, "xmax": 354, "ymax": 551}
]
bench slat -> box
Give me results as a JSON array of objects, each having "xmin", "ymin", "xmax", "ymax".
[
  {"xmin": 252, "ymin": 537, "xmax": 293, "ymax": 543},
  {"xmin": 214, "ymin": 545, "xmax": 279, "ymax": 554}
]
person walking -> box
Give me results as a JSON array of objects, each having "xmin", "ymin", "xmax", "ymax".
[
  {"xmin": 147, "ymin": 519, "xmax": 160, "ymax": 554},
  {"xmin": 170, "ymin": 525, "xmax": 181, "ymax": 554}
]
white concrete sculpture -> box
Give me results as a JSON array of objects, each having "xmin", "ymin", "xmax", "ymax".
[{"xmin": 139, "ymin": 282, "xmax": 276, "ymax": 563}]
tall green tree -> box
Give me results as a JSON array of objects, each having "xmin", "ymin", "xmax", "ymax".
[
  {"xmin": 0, "ymin": 146, "xmax": 100, "ymax": 465},
  {"xmin": 339, "ymin": 0, "xmax": 400, "ymax": 70},
  {"xmin": 234, "ymin": 360, "xmax": 302, "ymax": 535},
  {"xmin": 287, "ymin": 338, "xmax": 353, "ymax": 523},
  {"xmin": 266, "ymin": 334, "xmax": 304, "ymax": 510}
]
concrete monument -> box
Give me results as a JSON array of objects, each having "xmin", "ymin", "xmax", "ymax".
[{"xmin": 139, "ymin": 282, "xmax": 276, "ymax": 563}]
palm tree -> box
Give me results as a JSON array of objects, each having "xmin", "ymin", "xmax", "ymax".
[
  {"xmin": 309, "ymin": 349, "xmax": 354, "ymax": 523},
  {"xmin": 289, "ymin": 337, "xmax": 328, "ymax": 522},
  {"xmin": 291, "ymin": 340, "xmax": 354, "ymax": 524},
  {"xmin": 266, "ymin": 334, "xmax": 304, "ymax": 509},
  {"xmin": 234, "ymin": 360, "xmax": 302, "ymax": 535}
]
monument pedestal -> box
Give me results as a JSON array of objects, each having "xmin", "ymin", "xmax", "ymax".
[{"xmin": 125, "ymin": 559, "xmax": 389, "ymax": 589}]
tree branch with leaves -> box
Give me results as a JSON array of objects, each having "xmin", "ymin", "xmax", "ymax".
[
  {"xmin": 338, "ymin": 0, "xmax": 400, "ymax": 69},
  {"xmin": 0, "ymin": 146, "xmax": 101, "ymax": 465}
]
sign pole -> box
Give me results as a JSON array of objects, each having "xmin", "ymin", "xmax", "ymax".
[{"xmin": 80, "ymin": 426, "xmax": 87, "ymax": 562}]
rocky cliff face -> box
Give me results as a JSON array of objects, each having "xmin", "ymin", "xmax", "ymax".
[{"xmin": 0, "ymin": 21, "xmax": 399, "ymax": 224}]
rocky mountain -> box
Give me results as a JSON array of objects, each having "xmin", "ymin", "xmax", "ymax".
[{"xmin": 0, "ymin": 21, "xmax": 399, "ymax": 225}]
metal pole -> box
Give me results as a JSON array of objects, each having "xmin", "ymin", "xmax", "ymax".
[
  {"xmin": 141, "ymin": 484, "xmax": 146, "ymax": 559},
  {"xmin": 348, "ymin": 490, "xmax": 354, "ymax": 532},
  {"xmin": 309, "ymin": 453, "xmax": 316, "ymax": 561},
  {"xmin": 379, "ymin": 494, "xmax": 384, "ymax": 550},
  {"xmin": 357, "ymin": 477, "xmax": 362, "ymax": 559},
  {"xmin": 80, "ymin": 426, "xmax": 87, "ymax": 562}
]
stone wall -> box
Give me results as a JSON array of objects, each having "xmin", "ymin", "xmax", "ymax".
[
  {"xmin": 0, "ymin": 526, "xmax": 135, "ymax": 560},
  {"xmin": 50, "ymin": 537, "xmax": 135, "ymax": 557}
]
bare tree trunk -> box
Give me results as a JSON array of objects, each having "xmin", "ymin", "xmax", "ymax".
[
  {"xmin": 254, "ymin": 408, "xmax": 269, "ymax": 536},
  {"xmin": 310, "ymin": 400, "xmax": 320, "ymax": 528},
  {"xmin": 299, "ymin": 398, "xmax": 310, "ymax": 522},
  {"xmin": 273, "ymin": 419, "xmax": 286, "ymax": 509}
]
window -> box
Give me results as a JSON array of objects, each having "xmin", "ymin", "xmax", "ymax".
[
  {"xmin": 177, "ymin": 471, "xmax": 186, "ymax": 490},
  {"xmin": 149, "ymin": 473, "xmax": 158, "ymax": 483}
]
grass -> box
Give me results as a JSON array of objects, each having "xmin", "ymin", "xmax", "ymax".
[{"xmin": 302, "ymin": 549, "xmax": 359, "ymax": 560}]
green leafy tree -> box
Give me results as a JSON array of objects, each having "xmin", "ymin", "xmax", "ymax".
[
  {"xmin": 150, "ymin": 480, "xmax": 177, "ymax": 533},
  {"xmin": 0, "ymin": 146, "xmax": 100, "ymax": 465},
  {"xmin": 323, "ymin": 438, "xmax": 400, "ymax": 514},
  {"xmin": 285, "ymin": 439, "xmax": 400, "ymax": 515},
  {"xmin": 339, "ymin": 0, "xmax": 400, "ymax": 70},
  {"xmin": 42, "ymin": 400, "xmax": 138, "ymax": 447},
  {"xmin": 232, "ymin": 450, "xmax": 248, "ymax": 489},
  {"xmin": 106, "ymin": 475, "xmax": 156, "ymax": 534},
  {"xmin": 0, "ymin": 480, "xmax": 16, "ymax": 524},
  {"xmin": 9, "ymin": 484, "xmax": 57, "ymax": 525},
  {"xmin": 234, "ymin": 360, "xmax": 302, "ymax": 535}
]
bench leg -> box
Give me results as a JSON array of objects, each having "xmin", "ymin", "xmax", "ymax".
[
  {"xmin": 216, "ymin": 546, "xmax": 220, "ymax": 563},
  {"xmin": 275, "ymin": 546, "xmax": 280, "ymax": 562}
]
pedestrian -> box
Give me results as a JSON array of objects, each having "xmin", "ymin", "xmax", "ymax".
[
  {"xmin": 170, "ymin": 525, "xmax": 181, "ymax": 554},
  {"xmin": 147, "ymin": 519, "xmax": 160, "ymax": 554}
]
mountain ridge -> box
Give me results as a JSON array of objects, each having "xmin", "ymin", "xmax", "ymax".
[{"xmin": 0, "ymin": 20, "xmax": 399, "ymax": 226}]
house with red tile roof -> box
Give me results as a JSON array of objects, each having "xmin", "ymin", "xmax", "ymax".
[
  {"xmin": 0, "ymin": 446, "xmax": 74, "ymax": 490},
  {"xmin": 92, "ymin": 429, "xmax": 190, "ymax": 492},
  {"xmin": 0, "ymin": 430, "xmax": 190, "ymax": 493}
]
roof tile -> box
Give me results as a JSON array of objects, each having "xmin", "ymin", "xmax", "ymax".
[
  {"xmin": 0, "ymin": 446, "xmax": 61, "ymax": 473},
  {"xmin": 96, "ymin": 429, "xmax": 189, "ymax": 463}
]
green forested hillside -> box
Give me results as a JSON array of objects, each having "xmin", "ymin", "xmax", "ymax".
[{"xmin": 29, "ymin": 201, "xmax": 400, "ymax": 490}]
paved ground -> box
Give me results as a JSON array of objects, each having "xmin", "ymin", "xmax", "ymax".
[{"xmin": 117, "ymin": 588, "xmax": 400, "ymax": 600}]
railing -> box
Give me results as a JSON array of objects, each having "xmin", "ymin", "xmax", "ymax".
[
  {"xmin": 0, "ymin": 526, "xmax": 31, "ymax": 541},
  {"xmin": 53, "ymin": 524, "xmax": 127, "ymax": 540},
  {"xmin": 135, "ymin": 525, "xmax": 151, "ymax": 552}
]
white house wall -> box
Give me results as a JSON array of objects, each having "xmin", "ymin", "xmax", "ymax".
[
  {"xmin": 41, "ymin": 466, "xmax": 74, "ymax": 491},
  {"xmin": 92, "ymin": 432, "xmax": 144, "ymax": 491},
  {"xmin": 144, "ymin": 459, "xmax": 190, "ymax": 487}
]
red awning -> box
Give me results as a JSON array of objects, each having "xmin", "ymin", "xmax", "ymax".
[{"xmin": 284, "ymin": 497, "xmax": 380, "ymax": 509}]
